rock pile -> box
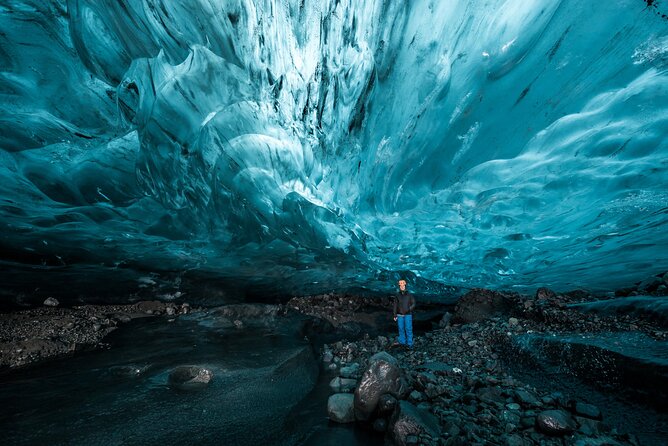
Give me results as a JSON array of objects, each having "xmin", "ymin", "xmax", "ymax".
[
  {"xmin": 0, "ymin": 300, "xmax": 197, "ymax": 370},
  {"xmin": 319, "ymin": 285, "xmax": 667, "ymax": 445}
]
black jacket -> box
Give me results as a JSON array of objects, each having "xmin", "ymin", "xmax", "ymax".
[{"xmin": 393, "ymin": 290, "xmax": 416, "ymax": 316}]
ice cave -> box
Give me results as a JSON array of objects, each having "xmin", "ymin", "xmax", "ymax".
[{"xmin": 1, "ymin": 1, "xmax": 667, "ymax": 445}]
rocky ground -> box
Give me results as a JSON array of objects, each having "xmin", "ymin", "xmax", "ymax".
[
  {"xmin": 303, "ymin": 284, "xmax": 668, "ymax": 446},
  {"xmin": 0, "ymin": 299, "xmax": 196, "ymax": 370},
  {"xmin": 2, "ymin": 272, "xmax": 667, "ymax": 445}
]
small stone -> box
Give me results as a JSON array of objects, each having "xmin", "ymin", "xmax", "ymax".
[
  {"xmin": 322, "ymin": 351, "xmax": 334, "ymax": 363},
  {"xmin": 573, "ymin": 402, "xmax": 602, "ymax": 420},
  {"xmin": 44, "ymin": 297, "xmax": 59, "ymax": 307},
  {"xmin": 378, "ymin": 393, "xmax": 398, "ymax": 415},
  {"xmin": 439, "ymin": 312, "xmax": 452, "ymax": 327},
  {"xmin": 501, "ymin": 410, "xmax": 521, "ymax": 426},
  {"xmin": 92, "ymin": 323, "xmax": 102, "ymax": 332},
  {"xmin": 508, "ymin": 317, "xmax": 519, "ymax": 326},
  {"xmin": 514, "ymin": 389, "xmax": 539, "ymax": 407},
  {"xmin": 505, "ymin": 434, "xmax": 524, "ymax": 446},
  {"xmin": 329, "ymin": 376, "xmax": 357, "ymax": 393},
  {"xmin": 166, "ymin": 306, "xmax": 176, "ymax": 316},
  {"xmin": 233, "ymin": 319, "xmax": 244, "ymax": 329},
  {"xmin": 520, "ymin": 416, "xmax": 535, "ymax": 429},
  {"xmin": 340, "ymin": 362, "xmax": 360, "ymax": 378}
]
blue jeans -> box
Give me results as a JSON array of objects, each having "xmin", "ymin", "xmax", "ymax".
[{"xmin": 397, "ymin": 314, "xmax": 413, "ymax": 347}]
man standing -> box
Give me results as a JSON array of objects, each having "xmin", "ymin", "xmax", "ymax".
[{"xmin": 393, "ymin": 278, "xmax": 416, "ymax": 349}]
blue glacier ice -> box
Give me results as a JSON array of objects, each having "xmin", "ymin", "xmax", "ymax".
[{"xmin": 1, "ymin": 0, "xmax": 668, "ymax": 301}]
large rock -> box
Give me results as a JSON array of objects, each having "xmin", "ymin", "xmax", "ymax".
[
  {"xmin": 327, "ymin": 393, "xmax": 355, "ymax": 423},
  {"xmin": 168, "ymin": 365, "xmax": 213, "ymax": 389},
  {"xmin": 354, "ymin": 352, "xmax": 407, "ymax": 420},
  {"xmin": 43, "ymin": 297, "xmax": 59, "ymax": 307},
  {"xmin": 390, "ymin": 400, "xmax": 441, "ymax": 446},
  {"xmin": 535, "ymin": 409, "xmax": 577, "ymax": 436},
  {"xmin": 453, "ymin": 288, "xmax": 514, "ymax": 323}
]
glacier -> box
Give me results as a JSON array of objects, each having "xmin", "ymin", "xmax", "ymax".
[{"xmin": 1, "ymin": 0, "xmax": 668, "ymax": 301}]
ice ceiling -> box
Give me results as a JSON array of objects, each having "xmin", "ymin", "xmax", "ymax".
[{"xmin": 1, "ymin": 0, "xmax": 667, "ymax": 300}]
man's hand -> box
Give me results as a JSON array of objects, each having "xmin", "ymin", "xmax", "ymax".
[{"xmin": 393, "ymin": 315, "xmax": 398, "ymax": 321}]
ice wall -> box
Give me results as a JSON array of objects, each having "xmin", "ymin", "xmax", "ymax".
[{"xmin": 1, "ymin": 0, "xmax": 667, "ymax": 299}]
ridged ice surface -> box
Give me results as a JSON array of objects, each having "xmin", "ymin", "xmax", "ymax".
[{"xmin": 1, "ymin": 0, "xmax": 667, "ymax": 298}]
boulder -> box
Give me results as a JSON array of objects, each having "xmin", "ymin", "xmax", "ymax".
[
  {"xmin": 535, "ymin": 409, "xmax": 577, "ymax": 436},
  {"xmin": 43, "ymin": 297, "xmax": 59, "ymax": 307},
  {"xmin": 136, "ymin": 300, "xmax": 165, "ymax": 314},
  {"xmin": 390, "ymin": 400, "xmax": 441, "ymax": 446},
  {"xmin": 327, "ymin": 393, "xmax": 355, "ymax": 423},
  {"xmin": 168, "ymin": 365, "xmax": 213, "ymax": 389},
  {"xmin": 354, "ymin": 352, "xmax": 407, "ymax": 420},
  {"xmin": 453, "ymin": 288, "xmax": 514, "ymax": 323}
]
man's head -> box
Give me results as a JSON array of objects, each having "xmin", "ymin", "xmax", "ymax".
[{"xmin": 398, "ymin": 279, "xmax": 407, "ymax": 291}]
